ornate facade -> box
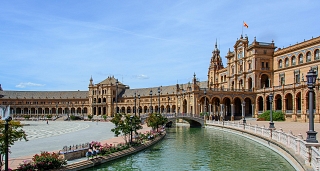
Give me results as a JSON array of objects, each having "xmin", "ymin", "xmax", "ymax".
[{"xmin": 1, "ymin": 35, "xmax": 320, "ymax": 122}]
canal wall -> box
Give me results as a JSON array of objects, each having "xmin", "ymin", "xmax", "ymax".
[
  {"xmin": 205, "ymin": 121, "xmax": 316, "ymax": 171},
  {"xmin": 55, "ymin": 132, "xmax": 166, "ymax": 171}
]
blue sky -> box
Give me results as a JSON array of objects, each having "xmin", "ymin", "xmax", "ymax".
[{"xmin": 1, "ymin": 1, "xmax": 319, "ymax": 91}]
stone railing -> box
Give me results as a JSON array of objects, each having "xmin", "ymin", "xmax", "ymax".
[
  {"xmin": 205, "ymin": 120, "xmax": 320, "ymax": 171},
  {"xmin": 59, "ymin": 143, "xmax": 90, "ymax": 161}
]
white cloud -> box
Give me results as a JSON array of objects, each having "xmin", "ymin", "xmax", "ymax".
[
  {"xmin": 136, "ymin": 74, "xmax": 149, "ymax": 80},
  {"xmin": 15, "ymin": 82, "xmax": 45, "ymax": 88}
]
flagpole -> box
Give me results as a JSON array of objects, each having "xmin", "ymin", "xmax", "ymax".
[{"xmin": 242, "ymin": 21, "xmax": 244, "ymax": 36}]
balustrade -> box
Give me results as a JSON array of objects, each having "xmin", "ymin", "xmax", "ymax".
[{"xmin": 205, "ymin": 120, "xmax": 320, "ymax": 170}]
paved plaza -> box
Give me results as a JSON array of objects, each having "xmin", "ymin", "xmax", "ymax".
[{"xmin": 9, "ymin": 120, "xmax": 118, "ymax": 169}]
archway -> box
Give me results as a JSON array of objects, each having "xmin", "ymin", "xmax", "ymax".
[
  {"xmin": 260, "ymin": 74, "xmax": 269, "ymax": 88},
  {"xmin": 233, "ymin": 97, "xmax": 242, "ymax": 119},
  {"xmin": 258, "ymin": 96, "xmax": 263, "ymax": 112},
  {"xmin": 275, "ymin": 94, "xmax": 282, "ymax": 111},
  {"xmin": 248, "ymin": 77, "xmax": 253, "ymax": 90},
  {"xmin": 183, "ymin": 99, "xmax": 187, "ymax": 113}
]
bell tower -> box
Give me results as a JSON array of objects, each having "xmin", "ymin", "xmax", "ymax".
[{"xmin": 208, "ymin": 40, "xmax": 224, "ymax": 89}]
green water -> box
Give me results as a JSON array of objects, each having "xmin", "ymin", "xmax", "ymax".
[{"xmin": 83, "ymin": 125, "xmax": 296, "ymax": 171}]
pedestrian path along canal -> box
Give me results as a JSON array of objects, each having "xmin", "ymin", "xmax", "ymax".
[{"xmin": 83, "ymin": 124, "xmax": 295, "ymax": 171}]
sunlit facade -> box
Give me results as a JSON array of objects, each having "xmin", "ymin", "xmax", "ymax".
[{"xmin": 1, "ymin": 35, "xmax": 320, "ymax": 122}]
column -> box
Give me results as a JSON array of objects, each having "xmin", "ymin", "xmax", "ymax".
[
  {"xmin": 231, "ymin": 104, "xmax": 234, "ymax": 121},
  {"xmin": 251, "ymin": 104, "xmax": 255, "ymax": 118},
  {"xmin": 209, "ymin": 104, "xmax": 212, "ymax": 120},
  {"xmin": 220, "ymin": 104, "xmax": 224, "ymax": 121}
]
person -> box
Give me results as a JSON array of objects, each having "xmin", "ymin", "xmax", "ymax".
[{"xmin": 46, "ymin": 120, "xmax": 48, "ymax": 124}]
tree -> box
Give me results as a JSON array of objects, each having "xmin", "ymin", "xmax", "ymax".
[
  {"xmin": 0, "ymin": 120, "xmax": 28, "ymax": 169},
  {"xmin": 111, "ymin": 114, "xmax": 142, "ymax": 144},
  {"xmin": 146, "ymin": 113, "xmax": 168, "ymax": 131}
]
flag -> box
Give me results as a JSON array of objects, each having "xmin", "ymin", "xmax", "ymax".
[{"xmin": 243, "ymin": 21, "xmax": 248, "ymax": 28}]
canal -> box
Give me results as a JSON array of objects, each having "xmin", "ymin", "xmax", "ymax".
[{"xmin": 83, "ymin": 124, "xmax": 295, "ymax": 171}]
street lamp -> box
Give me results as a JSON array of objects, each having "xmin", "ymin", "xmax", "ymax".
[
  {"xmin": 149, "ymin": 90, "xmax": 153, "ymax": 113},
  {"xmin": 306, "ymin": 68, "xmax": 318, "ymax": 143},
  {"xmin": 242, "ymin": 101, "xmax": 246, "ymax": 124},
  {"xmin": 56, "ymin": 103, "xmax": 58, "ymax": 119},
  {"xmin": 116, "ymin": 79, "xmax": 119, "ymax": 115},
  {"xmin": 134, "ymin": 92, "xmax": 137, "ymax": 117},
  {"xmin": 130, "ymin": 115, "xmax": 134, "ymax": 144},
  {"xmin": 158, "ymin": 87, "xmax": 161, "ymax": 114},
  {"xmin": 167, "ymin": 97, "xmax": 170, "ymax": 114},
  {"xmin": 269, "ymin": 93, "xmax": 275, "ymax": 129},
  {"xmin": 204, "ymin": 89, "xmax": 207, "ymax": 119},
  {"xmin": 138, "ymin": 94, "xmax": 140, "ymax": 118}
]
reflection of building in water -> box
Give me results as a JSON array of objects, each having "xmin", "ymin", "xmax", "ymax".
[{"xmin": 1, "ymin": 35, "xmax": 320, "ymax": 122}]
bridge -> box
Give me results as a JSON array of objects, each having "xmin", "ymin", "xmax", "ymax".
[{"xmin": 141, "ymin": 113, "xmax": 205, "ymax": 128}]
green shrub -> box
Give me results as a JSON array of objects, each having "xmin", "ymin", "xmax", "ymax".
[
  {"xmin": 258, "ymin": 110, "xmax": 285, "ymax": 121},
  {"xmin": 46, "ymin": 114, "xmax": 52, "ymax": 119},
  {"xmin": 88, "ymin": 115, "xmax": 93, "ymax": 121},
  {"xmin": 103, "ymin": 114, "xmax": 107, "ymax": 121}
]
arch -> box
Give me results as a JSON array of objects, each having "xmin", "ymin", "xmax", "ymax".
[
  {"xmin": 257, "ymin": 96, "xmax": 263, "ymax": 111},
  {"xmin": 143, "ymin": 106, "xmax": 148, "ymax": 113},
  {"xmin": 248, "ymin": 77, "xmax": 253, "ymax": 90},
  {"xmin": 291, "ymin": 56, "xmax": 296, "ymax": 66},
  {"xmin": 239, "ymin": 79, "xmax": 243, "ymax": 88},
  {"xmin": 307, "ymin": 51, "xmax": 311, "ymax": 62},
  {"xmin": 315, "ymin": 49, "xmax": 319, "ymax": 60},
  {"xmin": 285, "ymin": 93, "xmax": 293, "ymax": 112},
  {"xmin": 233, "ymin": 97, "xmax": 242, "ymax": 119},
  {"xmin": 260, "ymin": 74, "xmax": 270, "ymax": 88},
  {"xmin": 98, "ymin": 98, "xmax": 101, "ymax": 103},
  {"xmin": 103, "ymin": 98, "xmax": 106, "ymax": 103},
  {"xmin": 285, "ymin": 58, "xmax": 289, "ymax": 67},
  {"xmin": 183, "ymin": 99, "xmax": 187, "ymax": 113},
  {"xmin": 298, "ymin": 54, "xmax": 304, "ymax": 64},
  {"xmin": 172, "ymin": 105, "xmax": 176, "ymax": 113},
  {"xmin": 223, "ymin": 98, "xmax": 231, "ymax": 120},
  {"xmin": 275, "ymin": 94, "xmax": 282, "ymax": 110},
  {"xmin": 296, "ymin": 92, "xmax": 301, "ymax": 113},
  {"xmin": 278, "ymin": 59, "xmax": 282, "ymax": 69},
  {"xmin": 127, "ymin": 106, "xmax": 131, "ymax": 113},
  {"xmin": 121, "ymin": 106, "xmax": 125, "ymax": 113},
  {"xmin": 244, "ymin": 97, "xmax": 252, "ymax": 117}
]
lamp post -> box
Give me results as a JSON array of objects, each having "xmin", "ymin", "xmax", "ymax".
[
  {"xmin": 269, "ymin": 93, "xmax": 275, "ymax": 129},
  {"xmin": 116, "ymin": 79, "xmax": 119, "ymax": 115},
  {"xmin": 138, "ymin": 94, "xmax": 140, "ymax": 118},
  {"xmin": 130, "ymin": 115, "xmax": 133, "ymax": 144},
  {"xmin": 158, "ymin": 87, "xmax": 161, "ymax": 114},
  {"xmin": 149, "ymin": 90, "xmax": 153, "ymax": 113},
  {"xmin": 204, "ymin": 89, "xmax": 207, "ymax": 114},
  {"xmin": 56, "ymin": 104, "xmax": 58, "ymax": 119},
  {"xmin": 306, "ymin": 68, "xmax": 318, "ymax": 143},
  {"xmin": 167, "ymin": 97, "xmax": 170, "ymax": 114},
  {"xmin": 82, "ymin": 102, "xmax": 84, "ymax": 120},
  {"xmin": 242, "ymin": 101, "xmax": 246, "ymax": 124},
  {"xmin": 134, "ymin": 92, "xmax": 137, "ymax": 117}
]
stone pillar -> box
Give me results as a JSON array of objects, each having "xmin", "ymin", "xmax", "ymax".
[
  {"xmin": 231, "ymin": 104, "xmax": 234, "ymax": 121},
  {"xmin": 209, "ymin": 104, "xmax": 212, "ymax": 120},
  {"xmin": 252, "ymin": 104, "xmax": 255, "ymax": 118},
  {"xmin": 293, "ymin": 97, "xmax": 297, "ymax": 122},
  {"xmin": 220, "ymin": 104, "xmax": 224, "ymax": 121}
]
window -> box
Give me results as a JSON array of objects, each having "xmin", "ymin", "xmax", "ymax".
[
  {"xmin": 299, "ymin": 54, "xmax": 303, "ymax": 64},
  {"xmin": 285, "ymin": 58, "xmax": 289, "ymax": 67},
  {"xmin": 291, "ymin": 56, "xmax": 296, "ymax": 66},
  {"xmin": 248, "ymin": 63, "xmax": 252, "ymax": 70},
  {"xmin": 279, "ymin": 73, "xmax": 285, "ymax": 85},
  {"xmin": 278, "ymin": 59, "xmax": 282, "ymax": 69},
  {"xmin": 294, "ymin": 70, "xmax": 300, "ymax": 83},
  {"xmin": 315, "ymin": 49, "xmax": 319, "ymax": 60},
  {"xmin": 262, "ymin": 62, "xmax": 264, "ymax": 68},
  {"xmin": 266, "ymin": 62, "xmax": 269, "ymax": 68},
  {"xmin": 280, "ymin": 77, "xmax": 285, "ymax": 85},
  {"xmin": 307, "ymin": 51, "xmax": 311, "ymax": 62}
]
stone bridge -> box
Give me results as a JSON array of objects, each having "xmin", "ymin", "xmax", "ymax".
[{"xmin": 141, "ymin": 113, "xmax": 205, "ymax": 128}]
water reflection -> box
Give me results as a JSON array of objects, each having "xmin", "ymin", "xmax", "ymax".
[{"xmin": 83, "ymin": 125, "xmax": 295, "ymax": 171}]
